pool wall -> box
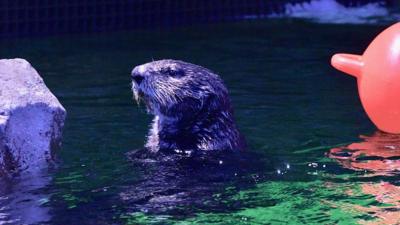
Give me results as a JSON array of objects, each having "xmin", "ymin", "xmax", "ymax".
[{"xmin": 0, "ymin": 0, "xmax": 395, "ymax": 38}]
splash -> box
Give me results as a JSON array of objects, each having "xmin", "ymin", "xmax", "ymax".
[{"xmin": 281, "ymin": 0, "xmax": 398, "ymax": 24}]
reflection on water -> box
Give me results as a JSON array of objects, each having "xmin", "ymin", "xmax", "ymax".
[
  {"xmin": 121, "ymin": 149, "xmax": 269, "ymax": 218},
  {"xmin": 329, "ymin": 132, "xmax": 400, "ymax": 224},
  {"xmin": 358, "ymin": 182, "xmax": 400, "ymax": 225},
  {"xmin": 0, "ymin": 170, "xmax": 52, "ymax": 224},
  {"xmin": 329, "ymin": 131, "xmax": 400, "ymax": 175}
]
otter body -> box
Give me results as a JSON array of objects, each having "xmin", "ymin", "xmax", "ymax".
[{"xmin": 131, "ymin": 60, "xmax": 245, "ymax": 152}]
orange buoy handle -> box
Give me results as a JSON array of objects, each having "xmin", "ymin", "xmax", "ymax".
[{"xmin": 331, "ymin": 53, "xmax": 363, "ymax": 78}]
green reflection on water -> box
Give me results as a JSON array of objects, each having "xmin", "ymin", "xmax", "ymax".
[{"xmin": 122, "ymin": 181, "xmax": 379, "ymax": 224}]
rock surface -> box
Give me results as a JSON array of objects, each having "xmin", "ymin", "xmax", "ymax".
[{"xmin": 0, "ymin": 59, "xmax": 66, "ymax": 174}]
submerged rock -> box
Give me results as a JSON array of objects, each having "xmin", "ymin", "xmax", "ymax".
[{"xmin": 0, "ymin": 58, "xmax": 66, "ymax": 174}]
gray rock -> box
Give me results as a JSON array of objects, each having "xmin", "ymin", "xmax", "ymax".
[{"xmin": 0, "ymin": 58, "xmax": 66, "ymax": 174}]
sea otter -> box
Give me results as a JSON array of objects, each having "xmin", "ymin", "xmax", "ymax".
[{"xmin": 131, "ymin": 60, "xmax": 245, "ymax": 153}]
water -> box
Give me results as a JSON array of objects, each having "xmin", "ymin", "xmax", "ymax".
[{"xmin": 0, "ymin": 19, "xmax": 400, "ymax": 224}]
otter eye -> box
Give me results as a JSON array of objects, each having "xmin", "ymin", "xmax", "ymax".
[{"xmin": 161, "ymin": 67, "xmax": 184, "ymax": 77}]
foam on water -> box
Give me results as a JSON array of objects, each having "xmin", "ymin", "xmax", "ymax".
[{"xmin": 278, "ymin": 0, "xmax": 399, "ymax": 24}]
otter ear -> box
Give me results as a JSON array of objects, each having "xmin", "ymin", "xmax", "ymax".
[
  {"xmin": 202, "ymin": 93, "xmax": 218, "ymax": 109},
  {"xmin": 205, "ymin": 92, "xmax": 229, "ymax": 110}
]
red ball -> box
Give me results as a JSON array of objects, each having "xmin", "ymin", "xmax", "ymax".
[{"xmin": 332, "ymin": 23, "xmax": 400, "ymax": 134}]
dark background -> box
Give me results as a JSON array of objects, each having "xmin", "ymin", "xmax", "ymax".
[{"xmin": 0, "ymin": 0, "xmax": 397, "ymax": 37}]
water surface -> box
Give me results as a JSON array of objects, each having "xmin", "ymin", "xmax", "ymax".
[{"xmin": 0, "ymin": 20, "xmax": 399, "ymax": 224}]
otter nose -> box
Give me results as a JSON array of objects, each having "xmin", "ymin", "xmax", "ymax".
[{"xmin": 131, "ymin": 73, "xmax": 144, "ymax": 85}]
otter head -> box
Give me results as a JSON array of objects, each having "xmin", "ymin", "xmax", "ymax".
[{"xmin": 131, "ymin": 59, "xmax": 230, "ymax": 119}]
